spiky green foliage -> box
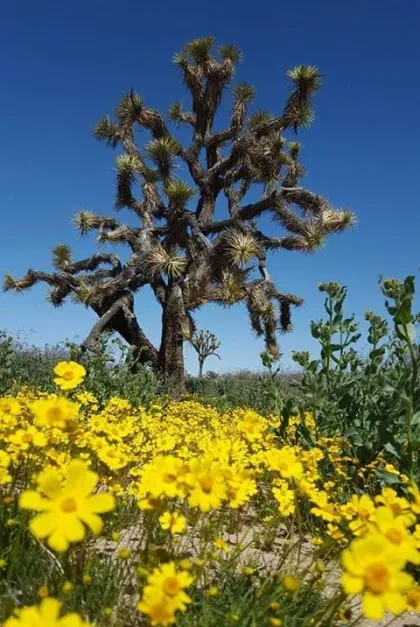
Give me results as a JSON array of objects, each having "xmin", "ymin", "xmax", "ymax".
[
  {"xmin": 165, "ymin": 179, "xmax": 195, "ymax": 207},
  {"xmin": 222, "ymin": 229, "xmax": 261, "ymax": 266},
  {"xmin": 145, "ymin": 137, "xmax": 180, "ymax": 178},
  {"xmin": 146, "ymin": 244, "xmax": 186, "ymax": 279},
  {"xmin": 185, "ymin": 36, "xmax": 216, "ymax": 64},
  {"xmin": 8, "ymin": 37, "xmax": 355, "ymax": 385},
  {"xmin": 115, "ymin": 90, "xmax": 144, "ymax": 125},
  {"xmin": 233, "ymin": 83, "xmax": 256, "ymax": 104},
  {"xmin": 3, "ymin": 273, "xmax": 17, "ymax": 292},
  {"xmin": 218, "ymin": 43, "xmax": 243, "ymax": 64},
  {"xmin": 52, "ymin": 244, "xmax": 72, "ymax": 270},
  {"xmin": 74, "ymin": 210, "xmax": 98, "ymax": 235},
  {"xmin": 282, "ymin": 65, "xmax": 322, "ymax": 131},
  {"xmin": 93, "ymin": 116, "xmax": 120, "ymax": 147}
]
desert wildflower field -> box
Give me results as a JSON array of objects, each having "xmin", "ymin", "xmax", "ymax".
[{"xmin": 1, "ymin": 278, "xmax": 420, "ymax": 626}]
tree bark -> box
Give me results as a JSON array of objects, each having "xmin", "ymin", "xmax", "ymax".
[
  {"xmin": 158, "ymin": 283, "xmax": 185, "ymax": 390},
  {"xmin": 83, "ymin": 293, "xmax": 159, "ymax": 367},
  {"xmin": 198, "ymin": 358, "xmax": 204, "ymax": 379}
]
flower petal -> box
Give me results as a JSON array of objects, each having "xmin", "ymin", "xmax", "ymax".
[
  {"xmin": 341, "ymin": 573, "xmax": 363, "ymax": 595},
  {"xmin": 20, "ymin": 491, "xmax": 51, "ymax": 511},
  {"xmin": 86, "ymin": 493, "xmax": 115, "ymax": 514},
  {"xmin": 66, "ymin": 461, "xmax": 98, "ymax": 495},
  {"xmin": 383, "ymin": 591, "xmax": 406, "ymax": 615},
  {"xmin": 362, "ymin": 592, "xmax": 385, "ymax": 620},
  {"xmin": 40, "ymin": 597, "xmax": 62, "ymax": 621},
  {"xmin": 78, "ymin": 511, "xmax": 103, "ymax": 536},
  {"xmin": 29, "ymin": 512, "xmax": 58, "ymax": 539},
  {"xmin": 48, "ymin": 529, "xmax": 70, "ymax": 553},
  {"xmin": 62, "ymin": 516, "xmax": 86, "ymax": 543}
]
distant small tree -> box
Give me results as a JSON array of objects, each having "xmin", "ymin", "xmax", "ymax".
[
  {"xmin": 190, "ymin": 330, "xmax": 221, "ymax": 378},
  {"xmin": 4, "ymin": 36, "xmax": 355, "ymax": 390}
]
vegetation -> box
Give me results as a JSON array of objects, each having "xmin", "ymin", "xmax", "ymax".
[
  {"xmin": 189, "ymin": 330, "xmax": 221, "ymax": 378},
  {"xmin": 4, "ymin": 36, "xmax": 355, "ymax": 388},
  {"xmin": 1, "ymin": 274, "xmax": 420, "ymax": 626}
]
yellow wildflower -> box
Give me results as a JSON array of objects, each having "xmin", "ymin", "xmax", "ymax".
[
  {"xmin": 137, "ymin": 562, "xmax": 193, "ymax": 624},
  {"xmin": 3, "ymin": 597, "xmax": 90, "ymax": 627},
  {"xmin": 159, "ymin": 512, "xmax": 187, "ymax": 535},
  {"xmin": 32, "ymin": 397, "xmax": 79, "ymax": 430},
  {"xmin": 53, "ymin": 361, "xmax": 86, "ymax": 390},
  {"xmin": 20, "ymin": 460, "xmax": 115, "ymax": 552},
  {"xmin": 341, "ymin": 531, "xmax": 412, "ymax": 619},
  {"xmin": 185, "ymin": 458, "xmax": 226, "ymax": 512},
  {"xmin": 372, "ymin": 507, "xmax": 420, "ymax": 563},
  {"xmin": 0, "ymin": 397, "xmax": 21, "ymax": 416}
]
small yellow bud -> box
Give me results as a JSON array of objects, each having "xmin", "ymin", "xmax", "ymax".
[
  {"xmin": 269, "ymin": 619, "xmax": 282, "ymax": 626},
  {"xmin": 315, "ymin": 560, "xmax": 325, "ymax": 573},
  {"xmin": 229, "ymin": 614, "xmax": 240, "ymax": 623},
  {"xmin": 243, "ymin": 566, "xmax": 255, "ymax": 576},
  {"xmin": 38, "ymin": 585, "xmax": 49, "ymax": 598},
  {"xmin": 194, "ymin": 558, "xmax": 205, "ymax": 567},
  {"xmin": 136, "ymin": 566, "xmax": 149, "ymax": 578},
  {"xmin": 62, "ymin": 581, "xmax": 73, "ymax": 594},
  {"xmin": 118, "ymin": 548, "xmax": 131, "ymax": 560},
  {"xmin": 179, "ymin": 559, "xmax": 193, "ymax": 570},
  {"xmin": 103, "ymin": 607, "xmax": 113, "ymax": 617},
  {"xmin": 269, "ymin": 601, "xmax": 280, "ymax": 610},
  {"xmin": 281, "ymin": 575, "xmax": 301, "ymax": 592},
  {"xmin": 206, "ymin": 586, "xmax": 219, "ymax": 597},
  {"xmin": 111, "ymin": 531, "xmax": 121, "ymax": 542},
  {"xmin": 0, "ymin": 559, "xmax": 6, "ymax": 568},
  {"xmin": 83, "ymin": 574, "xmax": 92, "ymax": 585}
]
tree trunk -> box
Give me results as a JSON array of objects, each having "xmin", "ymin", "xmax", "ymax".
[
  {"xmin": 198, "ymin": 358, "xmax": 204, "ymax": 379},
  {"xmin": 158, "ymin": 283, "xmax": 185, "ymax": 391}
]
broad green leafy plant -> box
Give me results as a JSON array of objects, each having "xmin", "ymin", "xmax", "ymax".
[{"xmin": 293, "ymin": 275, "xmax": 420, "ymax": 479}]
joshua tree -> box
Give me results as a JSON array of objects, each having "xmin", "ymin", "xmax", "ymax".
[
  {"xmin": 4, "ymin": 36, "xmax": 355, "ymax": 388},
  {"xmin": 190, "ymin": 330, "xmax": 221, "ymax": 378}
]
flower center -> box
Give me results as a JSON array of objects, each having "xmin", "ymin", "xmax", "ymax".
[
  {"xmin": 163, "ymin": 472, "xmax": 177, "ymax": 483},
  {"xmin": 364, "ymin": 564, "xmax": 389, "ymax": 594},
  {"xmin": 385, "ymin": 528, "xmax": 403, "ymax": 544},
  {"xmin": 359, "ymin": 507, "xmax": 371, "ymax": 521},
  {"xmin": 200, "ymin": 476, "xmax": 213, "ymax": 494},
  {"xmin": 391, "ymin": 503, "xmax": 403, "ymax": 515},
  {"xmin": 60, "ymin": 498, "xmax": 78, "ymax": 513},
  {"xmin": 163, "ymin": 576, "xmax": 180, "ymax": 596},
  {"xmin": 62, "ymin": 371, "xmax": 75, "ymax": 381},
  {"xmin": 47, "ymin": 407, "xmax": 63, "ymax": 423}
]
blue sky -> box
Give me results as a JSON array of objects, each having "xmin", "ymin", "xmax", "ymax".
[{"xmin": 1, "ymin": 0, "xmax": 419, "ymax": 374}]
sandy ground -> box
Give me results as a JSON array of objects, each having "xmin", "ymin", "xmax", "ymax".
[{"xmin": 96, "ymin": 525, "xmax": 420, "ymax": 626}]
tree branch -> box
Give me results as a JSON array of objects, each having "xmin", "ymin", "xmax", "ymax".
[{"xmin": 81, "ymin": 298, "xmax": 126, "ymax": 351}]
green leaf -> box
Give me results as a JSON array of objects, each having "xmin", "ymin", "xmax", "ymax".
[
  {"xmin": 375, "ymin": 469, "xmax": 401, "ymax": 486},
  {"xmin": 383, "ymin": 441, "xmax": 400, "ymax": 459},
  {"xmin": 369, "ymin": 347, "xmax": 386, "ymax": 361},
  {"xmin": 395, "ymin": 298, "xmax": 413, "ymax": 325},
  {"xmin": 404, "ymin": 275, "xmax": 416, "ymax": 297}
]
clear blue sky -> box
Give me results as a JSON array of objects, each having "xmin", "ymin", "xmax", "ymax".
[{"xmin": 1, "ymin": 0, "xmax": 419, "ymax": 374}]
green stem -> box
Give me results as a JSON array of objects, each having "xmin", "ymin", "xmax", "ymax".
[{"xmin": 403, "ymin": 322, "xmax": 418, "ymax": 477}]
